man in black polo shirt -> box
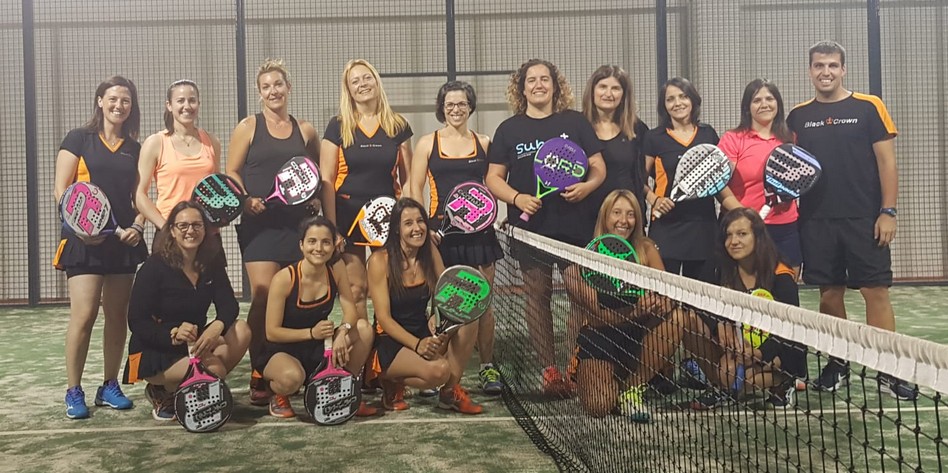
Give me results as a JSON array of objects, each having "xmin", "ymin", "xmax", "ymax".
[{"xmin": 787, "ymin": 41, "xmax": 915, "ymax": 400}]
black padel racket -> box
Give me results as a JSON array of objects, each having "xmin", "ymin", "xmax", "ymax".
[
  {"xmin": 60, "ymin": 181, "xmax": 125, "ymax": 237},
  {"xmin": 431, "ymin": 265, "xmax": 492, "ymax": 337},
  {"xmin": 522, "ymin": 138, "xmax": 588, "ymax": 222},
  {"xmin": 304, "ymin": 337, "xmax": 362, "ymax": 426},
  {"xmin": 264, "ymin": 156, "xmax": 321, "ymax": 207},
  {"xmin": 581, "ymin": 234, "xmax": 644, "ymax": 301},
  {"xmin": 174, "ymin": 356, "xmax": 233, "ymax": 433},
  {"xmin": 191, "ymin": 173, "xmax": 247, "ymax": 226},
  {"xmin": 760, "ymin": 144, "xmax": 822, "ymax": 219},
  {"xmin": 437, "ymin": 182, "xmax": 498, "ymax": 237},
  {"xmin": 654, "ymin": 144, "xmax": 731, "ymax": 218}
]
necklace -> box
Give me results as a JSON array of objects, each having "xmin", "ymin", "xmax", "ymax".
[
  {"xmin": 176, "ymin": 133, "xmax": 195, "ymax": 147},
  {"xmin": 101, "ymin": 134, "xmax": 121, "ymax": 147}
]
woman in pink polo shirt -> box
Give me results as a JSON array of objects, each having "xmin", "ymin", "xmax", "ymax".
[{"xmin": 718, "ymin": 79, "xmax": 801, "ymax": 278}]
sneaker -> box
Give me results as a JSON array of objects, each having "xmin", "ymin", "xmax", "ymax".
[
  {"xmin": 250, "ymin": 371, "xmax": 269, "ymax": 406},
  {"xmin": 145, "ymin": 384, "xmax": 175, "ymax": 422},
  {"xmin": 269, "ymin": 395, "xmax": 295, "ymax": 418},
  {"xmin": 691, "ymin": 389, "xmax": 734, "ymax": 411},
  {"xmin": 812, "ymin": 359, "xmax": 850, "ymax": 393},
  {"xmin": 355, "ymin": 401, "xmax": 378, "ymax": 417},
  {"xmin": 361, "ymin": 376, "xmax": 380, "ymax": 394},
  {"xmin": 381, "ymin": 381, "xmax": 409, "ymax": 411},
  {"xmin": 878, "ymin": 374, "xmax": 919, "ymax": 401},
  {"xmin": 795, "ymin": 378, "xmax": 808, "ymax": 391},
  {"xmin": 767, "ymin": 381, "xmax": 795, "ymax": 408},
  {"xmin": 679, "ymin": 359, "xmax": 709, "ymax": 390},
  {"xmin": 94, "ymin": 379, "xmax": 133, "ymax": 410},
  {"xmin": 437, "ymin": 386, "xmax": 483, "ymax": 415},
  {"xmin": 617, "ymin": 385, "xmax": 650, "ymax": 423},
  {"xmin": 542, "ymin": 366, "xmax": 573, "ymax": 398},
  {"xmin": 647, "ymin": 374, "xmax": 679, "ymax": 397},
  {"xmin": 65, "ymin": 386, "xmax": 89, "ymax": 419},
  {"xmin": 479, "ymin": 366, "xmax": 504, "ymax": 395},
  {"xmin": 418, "ymin": 387, "xmax": 439, "ymax": 397}
]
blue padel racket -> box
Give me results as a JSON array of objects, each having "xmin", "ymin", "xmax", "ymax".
[
  {"xmin": 759, "ymin": 144, "xmax": 822, "ymax": 219},
  {"xmin": 653, "ymin": 144, "xmax": 732, "ymax": 218},
  {"xmin": 174, "ymin": 356, "xmax": 233, "ymax": 433},
  {"xmin": 264, "ymin": 156, "xmax": 321, "ymax": 207},
  {"xmin": 191, "ymin": 173, "xmax": 247, "ymax": 226},
  {"xmin": 304, "ymin": 336, "xmax": 362, "ymax": 426},
  {"xmin": 60, "ymin": 181, "xmax": 126, "ymax": 238},
  {"xmin": 581, "ymin": 234, "xmax": 644, "ymax": 301},
  {"xmin": 347, "ymin": 196, "xmax": 397, "ymax": 247},
  {"xmin": 431, "ymin": 265, "xmax": 492, "ymax": 337},
  {"xmin": 521, "ymin": 138, "xmax": 588, "ymax": 222},
  {"xmin": 437, "ymin": 182, "xmax": 498, "ymax": 237}
]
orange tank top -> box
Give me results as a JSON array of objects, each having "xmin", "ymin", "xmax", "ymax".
[{"xmin": 155, "ymin": 130, "xmax": 216, "ymax": 219}]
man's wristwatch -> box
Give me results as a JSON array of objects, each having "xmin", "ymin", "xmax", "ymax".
[{"xmin": 880, "ymin": 207, "xmax": 898, "ymax": 218}]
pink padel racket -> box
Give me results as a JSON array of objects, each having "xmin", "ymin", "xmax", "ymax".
[
  {"xmin": 437, "ymin": 182, "xmax": 498, "ymax": 237},
  {"xmin": 59, "ymin": 181, "xmax": 125, "ymax": 238},
  {"xmin": 303, "ymin": 337, "xmax": 362, "ymax": 426}
]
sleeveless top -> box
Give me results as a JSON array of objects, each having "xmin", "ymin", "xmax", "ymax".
[
  {"xmin": 376, "ymin": 281, "xmax": 431, "ymax": 337},
  {"xmin": 281, "ymin": 261, "xmax": 337, "ymax": 329},
  {"xmin": 241, "ymin": 113, "xmax": 311, "ymax": 223},
  {"xmin": 155, "ymin": 129, "xmax": 216, "ymax": 219},
  {"xmin": 426, "ymin": 130, "xmax": 488, "ymax": 221}
]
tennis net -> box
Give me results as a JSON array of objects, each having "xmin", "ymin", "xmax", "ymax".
[{"xmin": 492, "ymin": 226, "xmax": 948, "ymax": 473}]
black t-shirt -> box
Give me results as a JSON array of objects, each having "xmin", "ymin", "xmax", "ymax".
[
  {"xmin": 786, "ymin": 93, "xmax": 897, "ymax": 219},
  {"xmin": 59, "ymin": 128, "xmax": 141, "ymax": 227},
  {"xmin": 591, "ymin": 119, "xmax": 650, "ymax": 214},
  {"xmin": 487, "ymin": 110, "xmax": 604, "ymax": 246},
  {"xmin": 643, "ymin": 123, "xmax": 720, "ymax": 223},
  {"xmin": 324, "ymin": 117, "xmax": 413, "ymax": 200},
  {"xmin": 700, "ymin": 263, "xmax": 798, "ymax": 306}
]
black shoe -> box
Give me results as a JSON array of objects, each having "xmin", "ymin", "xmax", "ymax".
[
  {"xmin": 690, "ymin": 389, "xmax": 734, "ymax": 411},
  {"xmin": 767, "ymin": 381, "xmax": 795, "ymax": 408},
  {"xmin": 648, "ymin": 374, "xmax": 679, "ymax": 397},
  {"xmin": 812, "ymin": 359, "xmax": 850, "ymax": 392},
  {"xmin": 878, "ymin": 373, "xmax": 918, "ymax": 401},
  {"xmin": 678, "ymin": 359, "xmax": 709, "ymax": 390}
]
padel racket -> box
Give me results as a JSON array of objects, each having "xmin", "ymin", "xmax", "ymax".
[
  {"xmin": 191, "ymin": 173, "xmax": 247, "ymax": 226},
  {"xmin": 431, "ymin": 265, "xmax": 492, "ymax": 337},
  {"xmin": 521, "ymin": 138, "xmax": 588, "ymax": 222},
  {"xmin": 759, "ymin": 144, "xmax": 822, "ymax": 219},
  {"xmin": 731, "ymin": 288, "xmax": 775, "ymax": 393},
  {"xmin": 653, "ymin": 144, "xmax": 731, "ymax": 218},
  {"xmin": 59, "ymin": 181, "xmax": 125, "ymax": 238},
  {"xmin": 304, "ymin": 336, "xmax": 362, "ymax": 426},
  {"xmin": 580, "ymin": 234, "xmax": 644, "ymax": 301},
  {"xmin": 263, "ymin": 156, "xmax": 321, "ymax": 207},
  {"xmin": 437, "ymin": 182, "xmax": 498, "ymax": 237},
  {"xmin": 347, "ymin": 195, "xmax": 396, "ymax": 247},
  {"xmin": 174, "ymin": 356, "xmax": 233, "ymax": 433}
]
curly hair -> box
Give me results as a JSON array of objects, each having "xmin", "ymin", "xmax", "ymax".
[
  {"xmin": 506, "ymin": 59, "xmax": 574, "ymax": 115},
  {"xmin": 154, "ymin": 201, "xmax": 221, "ymax": 274}
]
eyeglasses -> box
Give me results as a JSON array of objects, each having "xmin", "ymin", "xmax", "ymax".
[
  {"xmin": 173, "ymin": 221, "xmax": 205, "ymax": 232},
  {"xmin": 443, "ymin": 102, "xmax": 470, "ymax": 111}
]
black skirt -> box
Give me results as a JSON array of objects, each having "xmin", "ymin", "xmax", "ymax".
[
  {"xmin": 253, "ymin": 340, "xmax": 325, "ymax": 376},
  {"xmin": 439, "ymin": 229, "xmax": 504, "ymax": 267},
  {"xmin": 54, "ymin": 233, "xmax": 147, "ymax": 275},
  {"xmin": 236, "ymin": 208, "xmax": 306, "ymax": 263},
  {"xmin": 123, "ymin": 347, "xmax": 187, "ymax": 384}
]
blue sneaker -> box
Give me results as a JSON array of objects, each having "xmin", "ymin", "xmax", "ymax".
[
  {"xmin": 679, "ymin": 359, "xmax": 708, "ymax": 390},
  {"xmin": 145, "ymin": 383, "xmax": 176, "ymax": 421},
  {"xmin": 66, "ymin": 386, "xmax": 89, "ymax": 419},
  {"xmin": 95, "ymin": 379, "xmax": 134, "ymax": 410}
]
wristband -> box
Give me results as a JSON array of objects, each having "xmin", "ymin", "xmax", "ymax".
[
  {"xmin": 414, "ymin": 337, "xmax": 424, "ymax": 353},
  {"xmin": 130, "ymin": 223, "xmax": 145, "ymax": 234}
]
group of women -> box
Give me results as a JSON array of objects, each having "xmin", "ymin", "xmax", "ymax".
[{"xmin": 54, "ymin": 56, "xmax": 805, "ymax": 421}]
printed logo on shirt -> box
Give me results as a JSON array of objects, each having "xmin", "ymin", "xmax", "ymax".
[
  {"xmin": 515, "ymin": 139, "xmax": 545, "ymax": 160},
  {"xmin": 803, "ymin": 117, "xmax": 859, "ymax": 128},
  {"xmin": 119, "ymin": 152, "xmax": 136, "ymax": 159},
  {"xmin": 360, "ymin": 144, "xmax": 383, "ymax": 148}
]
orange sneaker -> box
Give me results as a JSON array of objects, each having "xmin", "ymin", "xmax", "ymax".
[
  {"xmin": 250, "ymin": 370, "xmax": 269, "ymax": 406},
  {"xmin": 542, "ymin": 366, "xmax": 573, "ymax": 398},
  {"xmin": 269, "ymin": 394, "xmax": 295, "ymax": 418},
  {"xmin": 381, "ymin": 380, "xmax": 409, "ymax": 411},
  {"xmin": 355, "ymin": 401, "xmax": 378, "ymax": 417},
  {"xmin": 437, "ymin": 385, "xmax": 483, "ymax": 415}
]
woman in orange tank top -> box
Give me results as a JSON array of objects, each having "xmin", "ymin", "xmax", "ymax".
[{"xmin": 136, "ymin": 80, "xmax": 222, "ymax": 231}]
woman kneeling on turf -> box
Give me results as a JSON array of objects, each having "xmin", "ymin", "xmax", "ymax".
[
  {"xmin": 367, "ymin": 198, "xmax": 482, "ymax": 414},
  {"xmin": 256, "ymin": 216, "xmax": 376, "ymax": 418},
  {"xmin": 564, "ymin": 189, "xmax": 700, "ymax": 420},
  {"xmin": 124, "ymin": 201, "xmax": 251, "ymax": 421},
  {"xmin": 691, "ymin": 208, "xmax": 807, "ymax": 410}
]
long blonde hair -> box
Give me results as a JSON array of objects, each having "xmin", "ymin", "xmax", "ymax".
[
  {"xmin": 595, "ymin": 189, "xmax": 649, "ymax": 254},
  {"xmin": 337, "ymin": 59, "xmax": 407, "ymax": 148}
]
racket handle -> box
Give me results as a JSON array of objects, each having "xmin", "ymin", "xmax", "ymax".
[
  {"xmin": 652, "ymin": 209, "xmax": 663, "ymax": 219},
  {"xmin": 519, "ymin": 212, "xmax": 531, "ymax": 222},
  {"xmin": 114, "ymin": 226, "xmax": 126, "ymax": 238},
  {"xmin": 759, "ymin": 205, "xmax": 772, "ymax": 220}
]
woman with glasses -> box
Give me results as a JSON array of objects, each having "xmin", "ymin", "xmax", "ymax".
[{"xmin": 124, "ymin": 201, "xmax": 251, "ymax": 421}]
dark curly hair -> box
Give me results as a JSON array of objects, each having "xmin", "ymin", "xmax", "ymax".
[{"xmin": 154, "ymin": 201, "xmax": 221, "ymax": 274}]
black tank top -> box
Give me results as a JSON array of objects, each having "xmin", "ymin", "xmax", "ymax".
[
  {"xmin": 281, "ymin": 261, "xmax": 337, "ymax": 329},
  {"xmin": 377, "ymin": 281, "xmax": 431, "ymax": 337},
  {"xmin": 241, "ymin": 114, "xmax": 311, "ymax": 224},
  {"xmin": 426, "ymin": 130, "xmax": 488, "ymax": 221}
]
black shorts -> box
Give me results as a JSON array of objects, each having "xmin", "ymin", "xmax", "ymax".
[
  {"xmin": 123, "ymin": 349, "xmax": 187, "ymax": 384},
  {"xmin": 754, "ymin": 336, "xmax": 807, "ymax": 380},
  {"xmin": 575, "ymin": 319, "xmax": 659, "ymax": 381},
  {"xmin": 253, "ymin": 340, "xmax": 324, "ymax": 376},
  {"xmin": 373, "ymin": 324, "xmax": 431, "ymax": 374},
  {"xmin": 766, "ymin": 222, "xmax": 803, "ymax": 267},
  {"xmin": 800, "ymin": 218, "xmax": 892, "ymax": 287},
  {"xmin": 236, "ymin": 208, "xmax": 306, "ymax": 263}
]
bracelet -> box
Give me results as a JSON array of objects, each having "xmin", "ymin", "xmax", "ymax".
[
  {"xmin": 130, "ymin": 223, "xmax": 145, "ymax": 234},
  {"xmin": 414, "ymin": 337, "xmax": 424, "ymax": 353},
  {"xmin": 512, "ymin": 193, "xmax": 521, "ymax": 205},
  {"xmin": 310, "ymin": 326, "xmax": 317, "ymax": 340}
]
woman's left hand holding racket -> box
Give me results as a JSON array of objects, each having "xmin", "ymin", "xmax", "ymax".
[
  {"xmin": 172, "ymin": 322, "xmax": 199, "ymax": 346},
  {"xmin": 560, "ymin": 181, "xmax": 594, "ymax": 203},
  {"xmin": 117, "ymin": 225, "xmax": 142, "ymax": 248},
  {"xmin": 192, "ymin": 320, "xmax": 225, "ymax": 360},
  {"xmin": 513, "ymin": 193, "xmax": 542, "ymax": 218},
  {"xmin": 243, "ymin": 197, "xmax": 267, "ymax": 216},
  {"xmin": 330, "ymin": 330, "xmax": 353, "ymax": 368}
]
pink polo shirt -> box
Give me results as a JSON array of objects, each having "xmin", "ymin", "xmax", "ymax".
[{"xmin": 718, "ymin": 129, "xmax": 798, "ymax": 225}]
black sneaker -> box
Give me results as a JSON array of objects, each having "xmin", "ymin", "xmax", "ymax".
[
  {"xmin": 812, "ymin": 359, "xmax": 850, "ymax": 392},
  {"xmin": 767, "ymin": 381, "xmax": 795, "ymax": 408},
  {"xmin": 647, "ymin": 374, "xmax": 679, "ymax": 397},
  {"xmin": 691, "ymin": 389, "xmax": 734, "ymax": 411},
  {"xmin": 878, "ymin": 374, "xmax": 918, "ymax": 401}
]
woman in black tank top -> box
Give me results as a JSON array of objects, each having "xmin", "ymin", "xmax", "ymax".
[
  {"xmin": 224, "ymin": 60, "xmax": 321, "ymax": 405},
  {"xmin": 367, "ymin": 199, "xmax": 483, "ymax": 414},
  {"xmin": 408, "ymin": 81, "xmax": 505, "ymax": 396},
  {"xmin": 256, "ymin": 216, "xmax": 375, "ymax": 418}
]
